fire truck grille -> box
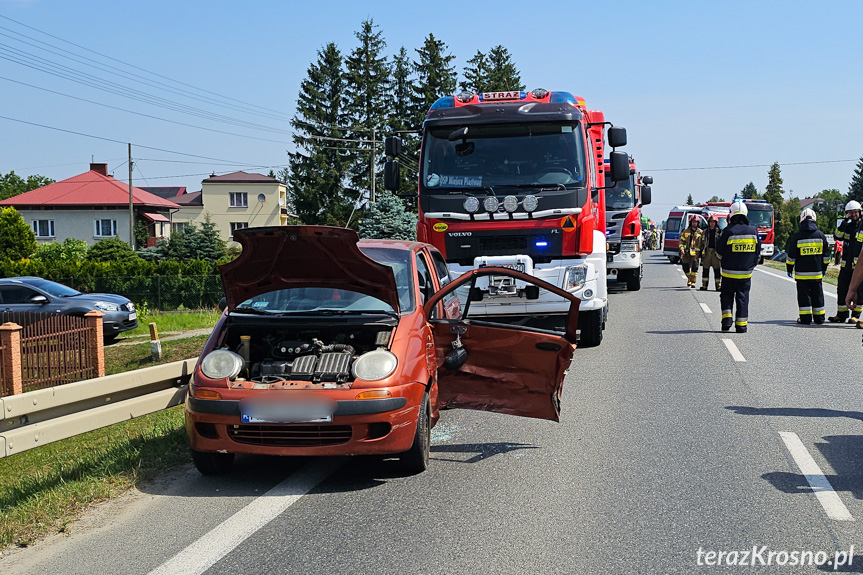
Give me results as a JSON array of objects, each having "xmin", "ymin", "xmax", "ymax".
[{"xmin": 478, "ymin": 236, "xmax": 527, "ymax": 251}]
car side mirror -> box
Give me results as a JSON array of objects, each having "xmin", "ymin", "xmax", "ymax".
[
  {"xmin": 384, "ymin": 160, "xmax": 400, "ymax": 192},
  {"xmin": 524, "ymin": 286, "xmax": 540, "ymax": 300},
  {"xmin": 641, "ymin": 186, "xmax": 652, "ymax": 206},
  {"xmin": 30, "ymin": 295, "xmax": 48, "ymax": 304},
  {"xmin": 218, "ymin": 297, "xmax": 227, "ymax": 312},
  {"xmin": 468, "ymin": 287, "xmax": 484, "ymax": 302}
]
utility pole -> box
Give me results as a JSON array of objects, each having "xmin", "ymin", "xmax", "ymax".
[
  {"xmin": 370, "ymin": 127, "xmax": 376, "ymax": 203},
  {"xmin": 128, "ymin": 143, "xmax": 135, "ymax": 249}
]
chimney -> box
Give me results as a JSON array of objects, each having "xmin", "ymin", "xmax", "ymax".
[{"xmin": 90, "ymin": 163, "xmax": 108, "ymax": 176}]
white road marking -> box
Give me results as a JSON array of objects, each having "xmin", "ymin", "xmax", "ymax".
[
  {"xmin": 700, "ymin": 303, "xmax": 712, "ymax": 314},
  {"xmin": 148, "ymin": 459, "xmax": 340, "ymax": 575},
  {"xmin": 779, "ymin": 432, "xmax": 854, "ymax": 521},
  {"xmin": 722, "ymin": 338, "xmax": 746, "ymax": 362},
  {"xmin": 680, "ymin": 273, "xmax": 687, "ymax": 279},
  {"xmin": 754, "ymin": 267, "xmax": 837, "ymax": 299}
]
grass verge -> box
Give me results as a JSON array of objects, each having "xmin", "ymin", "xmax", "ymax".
[
  {"xmin": 117, "ymin": 309, "xmax": 221, "ymax": 339},
  {"xmin": 761, "ymin": 260, "xmax": 839, "ymax": 286},
  {"xmin": 1, "ymin": 335, "xmax": 209, "ymax": 549}
]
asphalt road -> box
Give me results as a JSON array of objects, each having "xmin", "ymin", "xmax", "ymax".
[{"xmin": 4, "ymin": 252, "xmax": 863, "ymax": 574}]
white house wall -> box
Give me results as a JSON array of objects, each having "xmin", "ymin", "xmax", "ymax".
[{"xmin": 20, "ymin": 208, "xmax": 135, "ymax": 246}]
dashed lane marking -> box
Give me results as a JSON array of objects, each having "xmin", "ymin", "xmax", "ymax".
[
  {"xmin": 700, "ymin": 303, "xmax": 712, "ymax": 314},
  {"xmin": 779, "ymin": 431, "xmax": 854, "ymax": 521},
  {"xmin": 147, "ymin": 459, "xmax": 340, "ymax": 575},
  {"xmin": 722, "ymin": 338, "xmax": 746, "ymax": 362}
]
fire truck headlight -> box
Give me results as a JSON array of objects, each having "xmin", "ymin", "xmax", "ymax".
[
  {"xmin": 523, "ymin": 195, "xmax": 538, "ymax": 212},
  {"xmin": 483, "ymin": 196, "xmax": 500, "ymax": 213},
  {"xmin": 565, "ymin": 265, "xmax": 587, "ymax": 291},
  {"xmin": 464, "ymin": 197, "xmax": 480, "ymax": 213},
  {"xmin": 503, "ymin": 195, "xmax": 518, "ymax": 212}
]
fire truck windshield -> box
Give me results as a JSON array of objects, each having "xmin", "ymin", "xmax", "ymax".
[
  {"xmin": 605, "ymin": 175, "xmax": 636, "ymax": 210},
  {"xmin": 421, "ymin": 122, "xmax": 585, "ymax": 192},
  {"xmin": 747, "ymin": 208, "xmax": 773, "ymax": 228}
]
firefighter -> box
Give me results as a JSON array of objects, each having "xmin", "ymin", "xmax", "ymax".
[
  {"xmin": 717, "ymin": 201, "xmax": 761, "ymax": 333},
  {"xmin": 829, "ymin": 200, "xmax": 863, "ymax": 323},
  {"xmin": 700, "ymin": 215, "xmax": 722, "ymax": 291},
  {"xmin": 679, "ymin": 216, "xmax": 703, "ymax": 287},
  {"xmin": 786, "ymin": 208, "xmax": 830, "ymax": 324}
]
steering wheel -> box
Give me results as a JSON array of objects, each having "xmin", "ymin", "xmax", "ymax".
[
  {"xmin": 535, "ymin": 167, "xmax": 574, "ymax": 184},
  {"xmin": 535, "ymin": 167, "xmax": 573, "ymax": 178}
]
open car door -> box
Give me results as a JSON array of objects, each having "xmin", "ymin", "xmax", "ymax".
[{"xmin": 423, "ymin": 268, "xmax": 579, "ymax": 422}]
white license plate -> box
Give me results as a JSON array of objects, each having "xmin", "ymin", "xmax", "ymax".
[
  {"xmin": 241, "ymin": 402, "xmax": 335, "ymax": 424},
  {"xmin": 128, "ymin": 312, "xmax": 137, "ymax": 321}
]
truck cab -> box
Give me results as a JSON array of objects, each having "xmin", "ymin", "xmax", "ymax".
[{"xmin": 604, "ymin": 158, "xmax": 652, "ymax": 290}]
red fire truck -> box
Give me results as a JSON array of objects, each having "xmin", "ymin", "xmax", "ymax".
[
  {"xmin": 383, "ymin": 89, "xmax": 629, "ymax": 347},
  {"xmin": 704, "ymin": 199, "xmax": 775, "ymax": 263},
  {"xmin": 604, "ymin": 156, "xmax": 653, "ymax": 290}
]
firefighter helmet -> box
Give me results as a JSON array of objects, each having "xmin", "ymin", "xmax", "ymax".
[
  {"xmin": 730, "ymin": 200, "xmax": 748, "ymax": 218},
  {"xmin": 845, "ymin": 200, "xmax": 862, "ymax": 213},
  {"xmin": 800, "ymin": 208, "xmax": 817, "ymax": 222}
]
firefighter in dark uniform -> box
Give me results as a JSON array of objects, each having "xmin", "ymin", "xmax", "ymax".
[
  {"xmin": 700, "ymin": 215, "xmax": 722, "ymax": 291},
  {"xmin": 679, "ymin": 216, "xmax": 703, "ymax": 287},
  {"xmin": 717, "ymin": 201, "xmax": 761, "ymax": 333},
  {"xmin": 786, "ymin": 208, "xmax": 830, "ymax": 324},
  {"xmin": 830, "ymin": 200, "xmax": 863, "ymax": 323}
]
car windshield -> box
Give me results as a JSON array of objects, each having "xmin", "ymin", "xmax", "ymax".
[
  {"xmin": 421, "ymin": 121, "xmax": 586, "ymax": 191},
  {"xmin": 25, "ymin": 278, "xmax": 80, "ymax": 297},
  {"xmin": 748, "ymin": 208, "xmax": 773, "ymax": 227},
  {"xmin": 605, "ymin": 174, "xmax": 636, "ymax": 210},
  {"xmin": 665, "ymin": 218, "xmax": 681, "ymax": 233},
  {"xmin": 234, "ymin": 247, "xmax": 414, "ymax": 315}
]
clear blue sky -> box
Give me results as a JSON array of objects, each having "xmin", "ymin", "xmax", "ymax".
[{"xmin": 1, "ymin": 0, "xmax": 861, "ymax": 223}]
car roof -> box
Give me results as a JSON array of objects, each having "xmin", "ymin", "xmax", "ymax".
[
  {"xmin": 357, "ymin": 238, "xmax": 432, "ymax": 253},
  {"xmin": 0, "ymin": 277, "xmax": 42, "ymax": 284}
]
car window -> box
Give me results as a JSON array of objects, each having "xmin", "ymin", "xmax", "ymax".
[
  {"xmin": 415, "ymin": 254, "xmax": 434, "ymax": 305},
  {"xmin": 358, "ymin": 246, "xmax": 414, "ymax": 313},
  {"xmin": 0, "ymin": 285, "xmax": 40, "ymax": 304},
  {"xmin": 23, "ymin": 279, "xmax": 79, "ymax": 297},
  {"xmin": 429, "ymin": 249, "xmax": 460, "ymax": 314},
  {"xmin": 237, "ymin": 288, "xmax": 394, "ymax": 314}
]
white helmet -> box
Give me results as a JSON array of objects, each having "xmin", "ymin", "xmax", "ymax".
[
  {"xmin": 800, "ymin": 208, "xmax": 817, "ymax": 222},
  {"xmin": 845, "ymin": 200, "xmax": 862, "ymax": 213},
  {"xmin": 730, "ymin": 200, "xmax": 748, "ymax": 218}
]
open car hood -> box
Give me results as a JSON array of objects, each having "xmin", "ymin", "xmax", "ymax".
[{"xmin": 219, "ymin": 226, "xmax": 400, "ymax": 312}]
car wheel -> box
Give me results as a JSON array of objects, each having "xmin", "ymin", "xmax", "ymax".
[
  {"xmin": 759, "ymin": 256, "xmax": 765, "ymax": 265},
  {"xmin": 578, "ymin": 309, "xmax": 603, "ymax": 347},
  {"xmin": 399, "ymin": 392, "xmax": 430, "ymax": 474},
  {"xmin": 191, "ymin": 448, "xmax": 234, "ymax": 475},
  {"xmin": 626, "ymin": 269, "xmax": 642, "ymax": 291}
]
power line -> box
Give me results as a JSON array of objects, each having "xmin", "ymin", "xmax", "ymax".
[
  {"xmin": 0, "ymin": 14, "xmax": 292, "ymax": 120},
  {"xmin": 644, "ymin": 159, "xmax": 858, "ymax": 172}
]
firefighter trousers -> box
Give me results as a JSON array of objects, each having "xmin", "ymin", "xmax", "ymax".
[
  {"xmin": 796, "ymin": 279, "xmax": 825, "ymax": 324},
  {"xmin": 835, "ymin": 266, "xmax": 863, "ymax": 318},
  {"xmin": 681, "ymin": 254, "xmax": 699, "ymax": 284},
  {"xmin": 701, "ymin": 248, "xmax": 721, "ymax": 289},
  {"xmin": 720, "ymin": 277, "xmax": 750, "ymax": 330}
]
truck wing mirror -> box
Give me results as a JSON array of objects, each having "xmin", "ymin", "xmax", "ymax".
[
  {"xmin": 384, "ymin": 135, "xmax": 402, "ymax": 158},
  {"xmin": 607, "ymin": 126, "xmax": 627, "ymax": 148},
  {"xmin": 384, "ymin": 160, "xmax": 400, "ymax": 192},
  {"xmin": 608, "ymin": 151, "xmax": 630, "ymax": 182},
  {"xmin": 448, "ymin": 126, "xmax": 469, "ymax": 142},
  {"xmin": 641, "ymin": 186, "xmax": 652, "ymax": 206},
  {"xmin": 642, "ymin": 175, "xmax": 654, "ymax": 185}
]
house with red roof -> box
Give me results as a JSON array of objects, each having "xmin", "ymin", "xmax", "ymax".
[
  {"xmin": 0, "ymin": 163, "xmax": 179, "ymax": 247},
  {"xmin": 170, "ymin": 171, "xmax": 288, "ymax": 243}
]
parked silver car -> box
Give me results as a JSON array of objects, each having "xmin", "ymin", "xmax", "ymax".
[{"xmin": 0, "ymin": 277, "xmax": 137, "ymax": 338}]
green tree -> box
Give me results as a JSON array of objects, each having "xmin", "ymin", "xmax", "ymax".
[
  {"xmin": 707, "ymin": 195, "xmax": 725, "ymax": 203},
  {"xmin": 485, "ymin": 45, "xmax": 524, "ymax": 91},
  {"xmin": 686, "ymin": 194, "xmax": 694, "ymax": 205},
  {"xmin": 359, "ymin": 190, "xmax": 417, "ymax": 240},
  {"xmin": 740, "ymin": 182, "xmax": 759, "ymax": 199},
  {"xmin": 781, "ymin": 197, "xmax": 802, "ymax": 253},
  {"xmin": 409, "ymin": 34, "xmax": 457, "ymax": 129},
  {"xmin": 31, "ymin": 238, "xmax": 88, "ymax": 262},
  {"xmin": 345, "ymin": 19, "xmax": 391, "ymax": 196},
  {"xmin": 0, "ymin": 207, "xmax": 37, "ymax": 260},
  {"xmin": 460, "ymin": 50, "xmax": 488, "ymax": 93},
  {"xmin": 763, "ymin": 162, "xmax": 790, "ymax": 249},
  {"xmin": 86, "ymin": 237, "xmax": 139, "ymax": 263},
  {"xmin": 813, "ymin": 188, "xmax": 845, "ymax": 234},
  {"xmin": 189, "ymin": 216, "xmax": 228, "ymax": 262},
  {"xmin": 288, "ymin": 42, "xmax": 353, "ymax": 226},
  {"xmin": 848, "ymin": 156, "xmax": 863, "ymax": 204},
  {"xmin": 0, "ymin": 171, "xmax": 54, "ymax": 201}
]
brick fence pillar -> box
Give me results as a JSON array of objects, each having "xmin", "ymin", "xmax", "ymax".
[
  {"xmin": 84, "ymin": 311, "xmax": 105, "ymax": 377},
  {"xmin": 0, "ymin": 322, "xmax": 23, "ymax": 396}
]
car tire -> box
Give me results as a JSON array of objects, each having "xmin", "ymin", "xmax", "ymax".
[
  {"xmin": 759, "ymin": 256, "xmax": 765, "ymax": 265},
  {"xmin": 191, "ymin": 448, "xmax": 234, "ymax": 475},
  {"xmin": 626, "ymin": 269, "xmax": 642, "ymax": 291},
  {"xmin": 399, "ymin": 391, "xmax": 430, "ymax": 474},
  {"xmin": 579, "ymin": 309, "xmax": 603, "ymax": 347}
]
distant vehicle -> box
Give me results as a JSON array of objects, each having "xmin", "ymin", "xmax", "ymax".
[
  {"xmin": 770, "ymin": 251, "xmax": 788, "ymax": 262},
  {"xmin": 0, "ymin": 277, "xmax": 137, "ymax": 338},
  {"xmin": 663, "ymin": 205, "xmax": 704, "ymax": 264}
]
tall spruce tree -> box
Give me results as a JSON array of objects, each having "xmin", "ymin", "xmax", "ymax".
[
  {"xmin": 345, "ymin": 19, "xmax": 391, "ymax": 196},
  {"xmin": 686, "ymin": 194, "xmax": 694, "ymax": 205},
  {"xmin": 288, "ymin": 42, "xmax": 352, "ymax": 225},
  {"xmin": 410, "ymin": 34, "xmax": 457, "ymax": 129},
  {"xmin": 763, "ymin": 162, "xmax": 790, "ymax": 249},
  {"xmin": 848, "ymin": 156, "xmax": 863, "ymax": 204},
  {"xmin": 460, "ymin": 50, "xmax": 488, "ymax": 93},
  {"xmin": 740, "ymin": 181, "xmax": 759, "ymax": 199},
  {"xmin": 485, "ymin": 46, "xmax": 524, "ymax": 91}
]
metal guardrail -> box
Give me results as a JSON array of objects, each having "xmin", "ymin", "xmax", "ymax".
[{"xmin": 0, "ymin": 358, "xmax": 196, "ymax": 458}]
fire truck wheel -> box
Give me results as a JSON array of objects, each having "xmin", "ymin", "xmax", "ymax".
[
  {"xmin": 578, "ymin": 309, "xmax": 603, "ymax": 347},
  {"xmin": 626, "ymin": 270, "xmax": 642, "ymax": 291}
]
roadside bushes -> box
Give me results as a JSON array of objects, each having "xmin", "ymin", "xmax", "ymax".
[{"xmin": 0, "ymin": 259, "xmax": 224, "ymax": 310}]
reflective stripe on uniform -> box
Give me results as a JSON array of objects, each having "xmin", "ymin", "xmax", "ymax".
[
  {"xmin": 836, "ymin": 230, "xmax": 846, "ymax": 240},
  {"xmin": 735, "ymin": 319, "xmax": 748, "ymax": 326},
  {"xmin": 799, "ymin": 308, "xmax": 812, "ymax": 315},
  {"xmin": 786, "ymin": 257, "xmax": 796, "ymax": 265},
  {"xmin": 721, "ymin": 269, "xmax": 753, "ymax": 279},
  {"xmin": 838, "ymin": 305, "xmax": 849, "ymax": 312},
  {"xmin": 722, "ymin": 310, "xmax": 733, "ymax": 319},
  {"xmin": 814, "ymin": 307, "xmax": 826, "ymax": 315},
  {"xmin": 795, "ymin": 271, "xmax": 823, "ymax": 280}
]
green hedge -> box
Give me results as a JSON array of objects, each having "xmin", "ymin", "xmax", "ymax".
[{"xmin": 0, "ymin": 260, "xmax": 225, "ymax": 311}]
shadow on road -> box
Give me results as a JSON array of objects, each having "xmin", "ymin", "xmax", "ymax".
[
  {"xmin": 725, "ymin": 406, "xmax": 863, "ymax": 422},
  {"xmin": 431, "ymin": 442, "xmax": 538, "ymax": 464}
]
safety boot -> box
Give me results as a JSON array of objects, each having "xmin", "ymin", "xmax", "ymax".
[
  {"xmin": 828, "ymin": 312, "xmax": 849, "ymax": 323},
  {"xmin": 699, "ymin": 284, "xmax": 708, "ymax": 291},
  {"xmin": 735, "ymin": 326, "xmax": 747, "ymax": 333},
  {"xmin": 721, "ymin": 319, "xmax": 732, "ymax": 332},
  {"xmin": 715, "ymin": 281, "xmax": 721, "ymax": 291}
]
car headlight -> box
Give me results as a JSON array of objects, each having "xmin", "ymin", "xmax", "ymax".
[
  {"xmin": 565, "ymin": 265, "xmax": 587, "ymax": 291},
  {"xmin": 351, "ymin": 350, "xmax": 398, "ymax": 381},
  {"xmin": 200, "ymin": 350, "xmax": 245, "ymax": 380},
  {"xmin": 620, "ymin": 241, "xmax": 640, "ymax": 252},
  {"xmin": 94, "ymin": 301, "xmax": 120, "ymax": 312},
  {"xmin": 126, "ymin": 302, "xmax": 135, "ymax": 311}
]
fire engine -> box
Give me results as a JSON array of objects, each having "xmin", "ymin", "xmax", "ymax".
[
  {"xmin": 604, "ymin": 156, "xmax": 653, "ymax": 290},
  {"xmin": 704, "ymin": 199, "xmax": 775, "ymax": 263},
  {"xmin": 383, "ymin": 89, "xmax": 629, "ymax": 347}
]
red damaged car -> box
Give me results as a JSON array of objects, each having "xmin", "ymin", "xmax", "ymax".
[{"xmin": 185, "ymin": 226, "xmax": 579, "ymax": 474}]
